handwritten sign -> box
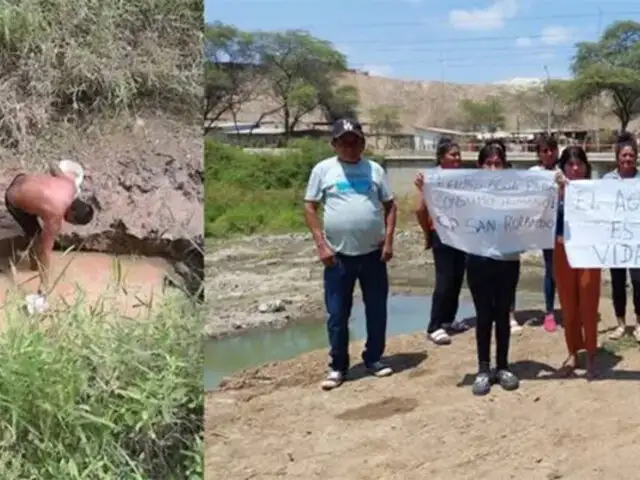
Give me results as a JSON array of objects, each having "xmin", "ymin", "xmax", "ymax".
[
  {"xmin": 564, "ymin": 179, "xmax": 640, "ymax": 268},
  {"xmin": 423, "ymin": 169, "xmax": 558, "ymax": 256}
]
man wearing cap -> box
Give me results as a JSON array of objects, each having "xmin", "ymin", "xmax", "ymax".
[
  {"xmin": 4, "ymin": 165, "xmax": 95, "ymax": 294},
  {"xmin": 304, "ymin": 118, "xmax": 397, "ymax": 390}
]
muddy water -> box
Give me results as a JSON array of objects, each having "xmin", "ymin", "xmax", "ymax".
[
  {"xmin": 205, "ymin": 294, "xmax": 477, "ymax": 390},
  {"xmin": 0, "ymin": 251, "xmax": 171, "ymax": 316}
]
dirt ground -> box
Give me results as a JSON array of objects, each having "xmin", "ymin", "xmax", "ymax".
[
  {"xmin": 205, "ymin": 230, "xmax": 552, "ymax": 338},
  {"xmin": 206, "ymin": 230, "xmax": 640, "ymax": 480},
  {"xmin": 0, "ymin": 251, "xmax": 171, "ymax": 317}
]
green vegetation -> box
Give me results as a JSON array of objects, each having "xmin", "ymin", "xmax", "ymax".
[
  {"xmin": 458, "ymin": 96, "xmax": 507, "ymax": 133},
  {"xmin": 0, "ymin": 287, "xmax": 202, "ymax": 479},
  {"xmin": 0, "ymin": 2, "xmax": 204, "ymax": 477},
  {"xmin": 205, "ymin": 23, "xmax": 359, "ymax": 136},
  {"xmin": 571, "ymin": 20, "xmax": 640, "ymax": 132},
  {"xmin": 205, "ymin": 138, "xmax": 332, "ymax": 237},
  {"xmin": 205, "ymin": 138, "xmax": 388, "ymax": 238},
  {"xmin": 0, "ymin": 0, "xmax": 201, "ymax": 149}
]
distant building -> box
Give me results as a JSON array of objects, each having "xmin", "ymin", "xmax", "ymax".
[{"xmin": 412, "ymin": 126, "xmax": 467, "ymax": 151}]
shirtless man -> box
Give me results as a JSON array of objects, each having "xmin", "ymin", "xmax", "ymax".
[{"xmin": 4, "ymin": 168, "xmax": 94, "ymax": 294}]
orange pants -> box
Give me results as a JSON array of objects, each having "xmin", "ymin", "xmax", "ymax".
[{"xmin": 552, "ymin": 240, "xmax": 601, "ymax": 355}]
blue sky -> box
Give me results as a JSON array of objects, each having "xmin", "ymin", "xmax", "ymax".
[{"xmin": 206, "ymin": 0, "xmax": 640, "ymax": 84}]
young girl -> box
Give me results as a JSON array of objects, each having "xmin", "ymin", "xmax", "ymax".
[
  {"xmin": 602, "ymin": 132, "xmax": 640, "ymax": 342},
  {"xmin": 553, "ymin": 146, "xmax": 601, "ymax": 378},
  {"xmin": 414, "ymin": 137, "xmax": 468, "ymax": 345},
  {"xmin": 529, "ymin": 134, "xmax": 560, "ymax": 332},
  {"xmin": 465, "ymin": 141, "xmax": 521, "ymax": 396}
]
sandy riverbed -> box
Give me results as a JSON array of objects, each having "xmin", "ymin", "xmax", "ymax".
[
  {"xmin": 206, "ymin": 229, "xmax": 640, "ymax": 480},
  {"xmin": 205, "ymin": 229, "xmax": 556, "ymax": 338}
]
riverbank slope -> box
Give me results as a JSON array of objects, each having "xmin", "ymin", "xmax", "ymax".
[{"xmin": 207, "ymin": 301, "xmax": 640, "ymax": 479}]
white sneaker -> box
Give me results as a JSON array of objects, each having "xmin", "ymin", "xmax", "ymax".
[
  {"xmin": 320, "ymin": 370, "xmax": 344, "ymax": 390},
  {"xmin": 428, "ymin": 328, "xmax": 452, "ymax": 345},
  {"xmin": 367, "ymin": 361, "xmax": 393, "ymax": 377},
  {"xmin": 510, "ymin": 317, "xmax": 523, "ymax": 334}
]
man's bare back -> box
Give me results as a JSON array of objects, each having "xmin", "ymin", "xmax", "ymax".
[
  {"xmin": 7, "ymin": 174, "xmax": 77, "ymax": 219},
  {"xmin": 4, "ymin": 170, "xmax": 95, "ymax": 294}
]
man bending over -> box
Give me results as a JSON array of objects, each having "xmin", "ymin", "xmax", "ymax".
[{"xmin": 4, "ymin": 168, "xmax": 94, "ymax": 294}]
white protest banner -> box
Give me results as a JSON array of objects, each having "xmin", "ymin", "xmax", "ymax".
[
  {"xmin": 423, "ymin": 169, "xmax": 558, "ymax": 256},
  {"xmin": 564, "ymin": 179, "xmax": 640, "ymax": 268}
]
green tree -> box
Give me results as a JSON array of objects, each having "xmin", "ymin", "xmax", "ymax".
[
  {"xmin": 512, "ymin": 79, "xmax": 581, "ymax": 130},
  {"xmin": 204, "ymin": 23, "xmax": 261, "ymax": 128},
  {"xmin": 319, "ymin": 84, "xmax": 359, "ymax": 123},
  {"xmin": 571, "ymin": 20, "xmax": 640, "ymax": 132},
  {"xmin": 254, "ymin": 30, "xmax": 355, "ymax": 137},
  {"xmin": 369, "ymin": 105, "xmax": 402, "ymax": 148},
  {"xmin": 459, "ymin": 96, "xmax": 506, "ymax": 132}
]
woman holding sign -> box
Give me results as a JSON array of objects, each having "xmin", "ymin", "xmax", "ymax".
[
  {"xmin": 414, "ymin": 138, "xmax": 468, "ymax": 345},
  {"xmin": 464, "ymin": 141, "xmax": 521, "ymax": 396},
  {"xmin": 553, "ymin": 146, "xmax": 601, "ymax": 378},
  {"xmin": 529, "ymin": 134, "xmax": 560, "ymax": 333},
  {"xmin": 601, "ymin": 132, "xmax": 640, "ymax": 342}
]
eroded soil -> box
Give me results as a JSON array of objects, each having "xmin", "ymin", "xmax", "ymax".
[{"xmin": 206, "ymin": 229, "xmax": 640, "ymax": 480}]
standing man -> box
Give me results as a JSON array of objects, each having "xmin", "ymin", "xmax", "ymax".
[
  {"xmin": 5, "ymin": 167, "xmax": 95, "ymax": 295},
  {"xmin": 304, "ymin": 118, "xmax": 397, "ymax": 391}
]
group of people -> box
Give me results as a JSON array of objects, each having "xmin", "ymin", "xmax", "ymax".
[{"xmin": 304, "ymin": 116, "xmax": 640, "ymax": 395}]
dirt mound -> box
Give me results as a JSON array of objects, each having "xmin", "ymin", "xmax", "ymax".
[
  {"xmin": 0, "ymin": 116, "xmax": 203, "ymax": 298},
  {"xmin": 206, "ymin": 301, "xmax": 640, "ymax": 479}
]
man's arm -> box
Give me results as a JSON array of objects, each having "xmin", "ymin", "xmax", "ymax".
[
  {"xmin": 378, "ymin": 168, "xmax": 397, "ymax": 246},
  {"xmin": 303, "ymin": 165, "xmax": 327, "ymax": 249},
  {"xmin": 382, "ymin": 199, "xmax": 397, "ymax": 244},
  {"xmin": 37, "ymin": 216, "xmax": 62, "ymax": 295},
  {"xmin": 303, "ymin": 201, "xmax": 326, "ymax": 248}
]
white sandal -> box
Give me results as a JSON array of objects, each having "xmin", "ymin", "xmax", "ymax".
[
  {"xmin": 428, "ymin": 328, "xmax": 452, "ymax": 345},
  {"xmin": 634, "ymin": 326, "xmax": 640, "ymax": 343},
  {"xmin": 609, "ymin": 325, "xmax": 626, "ymax": 340}
]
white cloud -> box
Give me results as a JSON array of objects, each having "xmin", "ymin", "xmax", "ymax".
[
  {"xmin": 360, "ymin": 64, "xmax": 393, "ymax": 78},
  {"xmin": 494, "ymin": 77, "xmax": 543, "ymax": 87},
  {"xmin": 540, "ymin": 26, "xmax": 572, "ymax": 45},
  {"xmin": 448, "ymin": 0, "xmax": 518, "ymax": 31},
  {"xmin": 515, "ymin": 36, "xmax": 533, "ymax": 47}
]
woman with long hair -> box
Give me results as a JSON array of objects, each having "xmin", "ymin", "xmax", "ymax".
[
  {"xmin": 602, "ymin": 132, "xmax": 640, "ymax": 342},
  {"xmin": 553, "ymin": 146, "xmax": 601, "ymax": 378},
  {"xmin": 414, "ymin": 137, "xmax": 468, "ymax": 345},
  {"xmin": 464, "ymin": 141, "xmax": 521, "ymax": 395}
]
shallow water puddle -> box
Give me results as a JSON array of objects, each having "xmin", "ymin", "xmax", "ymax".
[
  {"xmin": 204, "ymin": 295, "xmax": 476, "ymax": 391},
  {"xmin": 0, "ymin": 251, "xmax": 171, "ymax": 316}
]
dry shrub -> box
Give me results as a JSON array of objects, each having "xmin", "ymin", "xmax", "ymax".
[{"xmin": 0, "ymin": 0, "xmax": 203, "ymax": 150}]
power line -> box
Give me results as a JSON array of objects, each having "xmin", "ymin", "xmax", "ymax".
[
  {"xmin": 351, "ymin": 43, "xmax": 579, "ymax": 54},
  {"xmin": 329, "ymin": 10, "xmax": 640, "ymax": 29},
  {"xmin": 350, "ymin": 51, "xmax": 573, "ymax": 64},
  {"xmin": 335, "ymin": 31, "xmax": 600, "ymax": 46},
  {"xmin": 213, "ymin": 8, "xmax": 640, "ymax": 32},
  {"xmin": 351, "ymin": 54, "xmax": 574, "ymax": 68}
]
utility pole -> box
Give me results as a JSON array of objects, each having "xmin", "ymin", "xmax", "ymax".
[
  {"xmin": 439, "ymin": 51, "xmax": 445, "ymax": 128},
  {"xmin": 594, "ymin": 6, "xmax": 602, "ymax": 151},
  {"xmin": 544, "ymin": 65, "xmax": 551, "ymax": 134}
]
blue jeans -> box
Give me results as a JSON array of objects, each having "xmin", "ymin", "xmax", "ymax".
[
  {"xmin": 542, "ymin": 249, "xmax": 556, "ymax": 314},
  {"xmin": 324, "ymin": 249, "xmax": 389, "ymax": 373}
]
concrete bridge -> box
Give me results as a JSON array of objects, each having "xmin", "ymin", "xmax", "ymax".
[{"xmin": 384, "ymin": 151, "xmax": 617, "ymax": 195}]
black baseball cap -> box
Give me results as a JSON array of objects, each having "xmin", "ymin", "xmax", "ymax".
[{"xmin": 332, "ymin": 118, "xmax": 364, "ymax": 139}]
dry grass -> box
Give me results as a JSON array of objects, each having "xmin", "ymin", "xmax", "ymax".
[
  {"xmin": 226, "ymin": 71, "xmax": 630, "ymax": 133},
  {"xmin": 0, "ymin": 0, "xmax": 202, "ymax": 153}
]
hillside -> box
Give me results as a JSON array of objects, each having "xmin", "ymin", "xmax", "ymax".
[{"xmin": 227, "ymin": 71, "xmax": 627, "ymax": 133}]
